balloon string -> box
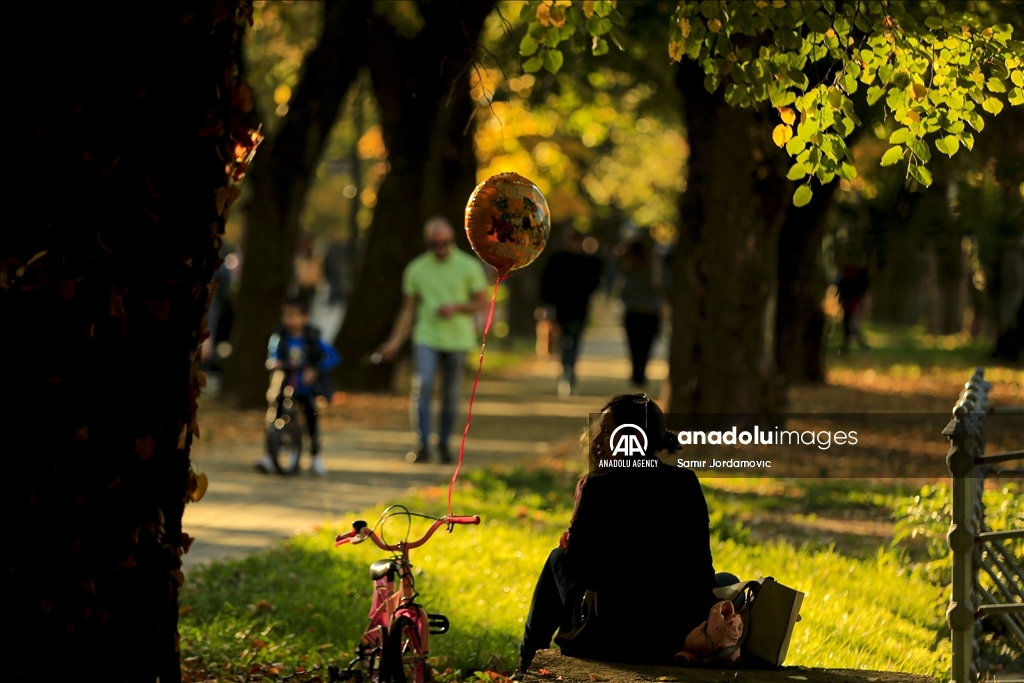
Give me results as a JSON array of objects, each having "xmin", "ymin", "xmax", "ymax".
[{"xmin": 448, "ymin": 275, "xmax": 504, "ymax": 515}]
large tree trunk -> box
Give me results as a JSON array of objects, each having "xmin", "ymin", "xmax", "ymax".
[
  {"xmin": 6, "ymin": 3, "xmax": 250, "ymax": 679},
  {"xmin": 335, "ymin": 0, "xmax": 494, "ymax": 391},
  {"xmin": 775, "ymin": 183, "xmax": 836, "ymax": 386},
  {"xmin": 225, "ymin": 0, "xmax": 370, "ymax": 407},
  {"xmin": 668, "ymin": 62, "xmax": 789, "ymax": 414}
]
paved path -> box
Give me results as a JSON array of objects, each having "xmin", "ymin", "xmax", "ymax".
[{"xmin": 183, "ymin": 299, "xmax": 667, "ymax": 569}]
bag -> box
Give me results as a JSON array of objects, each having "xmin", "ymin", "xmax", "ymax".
[
  {"xmin": 682, "ymin": 577, "xmax": 804, "ymax": 668},
  {"xmin": 742, "ymin": 577, "xmax": 804, "ymax": 667}
]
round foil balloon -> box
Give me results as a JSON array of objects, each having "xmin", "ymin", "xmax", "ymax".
[{"xmin": 465, "ymin": 172, "xmax": 551, "ymax": 277}]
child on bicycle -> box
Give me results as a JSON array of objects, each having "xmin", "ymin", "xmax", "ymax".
[{"xmin": 256, "ymin": 297, "xmax": 340, "ymax": 476}]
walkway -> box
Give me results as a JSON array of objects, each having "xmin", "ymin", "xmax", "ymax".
[{"xmin": 183, "ymin": 299, "xmax": 665, "ymax": 568}]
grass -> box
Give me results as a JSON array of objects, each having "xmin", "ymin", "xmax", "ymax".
[{"xmin": 180, "ymin": 465, "xmax": 963, "ymax": 682}]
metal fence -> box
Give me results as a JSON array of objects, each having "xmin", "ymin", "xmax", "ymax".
[{"xmin": 944, "ymin": 368, "xmax": 1024, "ymax": 683}]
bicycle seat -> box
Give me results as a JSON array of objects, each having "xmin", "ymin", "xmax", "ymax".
[{"xmin": 369, "ymin": 559, "xmax": 400, "ymax": 581}]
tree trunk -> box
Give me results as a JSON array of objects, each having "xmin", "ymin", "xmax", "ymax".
[
  {"xmin": 6, "ymin": 3, "xmax": 250, "ymax": 679},
  {"xmin": 668, "ymin": 62, "xmax": 789, "ymax": 414},
  {"xmin": 225, "ymin": 0, "xmax": 371, "ymax": 407},
  {"xmin": 775, "ymin": 183, "xmax": 836, "ymax": 386},
  {"xmin": 335, "ymin": 0, "xmax": 494, "ymax": 392}
]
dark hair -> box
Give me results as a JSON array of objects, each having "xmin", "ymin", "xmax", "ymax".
[
  {"xmin": 282, "ymin": 297, "xmax": 310, "ymax": 315},
  {"xmin": 588, "ymin": 393, "xmax": 678, "ymax": 474}
]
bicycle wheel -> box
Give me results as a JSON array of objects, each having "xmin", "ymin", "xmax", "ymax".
[
  {"xmin": 384, "ymin": 615, "xmax": 429, "ymax": 683},
  {"xmin": 268, "ymin": 416, "xmax": 302, "ymax": 475}
]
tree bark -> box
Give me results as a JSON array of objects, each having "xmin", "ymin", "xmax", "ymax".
[
  {"xmin": 225, "ymin": 0, "xmax": 371, "ymax": 407},
  {"xmin": 6, "ymin": 3, "xmax": 250, "ymax": 679},
  {"xmin": 335, "ymin": 0, "xmax": 495, "ymax": 391},
  {"xmin": 775, "ymin": 183, "xmax": 836, "ymax": 386},
  {"xmin": 668, "ymin": 62, "xmax": 789, "ymax": 414}
]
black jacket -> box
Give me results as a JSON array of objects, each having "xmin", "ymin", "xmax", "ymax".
[{"xmin": 562, "ymin": 462, "xmax": 717, "ymax": 663}]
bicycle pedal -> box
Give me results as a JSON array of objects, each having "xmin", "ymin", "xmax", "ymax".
[{"xmin": 427, "ymin": 613, "xmax": 450, "ymax": 635}]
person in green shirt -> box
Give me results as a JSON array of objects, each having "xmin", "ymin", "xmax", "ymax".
[{"xmin": 377, "ymin": 217, "xmax": 489, "ymax": 462}]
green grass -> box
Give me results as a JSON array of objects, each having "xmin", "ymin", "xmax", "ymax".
[
  {"xmin": 180, "ymin": 466, "xmax": 955, "ymax": 680},
  {"xmin": 826, "ymin": 320, "xmax": 1022, "ymax": 372}
]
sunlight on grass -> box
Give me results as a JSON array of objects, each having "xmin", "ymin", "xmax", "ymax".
[{"xmin": 180, "ymin": 469, "xmax": 957, "ymax": 680}]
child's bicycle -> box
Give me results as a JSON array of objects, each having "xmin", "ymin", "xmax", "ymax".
[
  {"xmin": 325, "ymin": 506, "xmax": 480, "ymax": 683},
  {"xmin": 265, "ymin": 362, "xmax": 306, "ymax": 475}
]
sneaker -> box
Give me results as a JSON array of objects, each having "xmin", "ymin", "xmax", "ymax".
[
  {"xmin": 557, "ymin": 378, "xmax": 572, "ymax": 398},
  {"xmin": 311, "ymin": 455, "xmax": 328, "ymax": 476},
  {"xmin": 286, "ymin": 451, "xmax": 300, "ymax": 473},
  {"xmin": 255, "ymin": 454, "xmax": 274, "ymax": 474},
  {"xmin": 438, "ymin": 447, "xmax": 453, "ymax": 465},
  {"xmin": 406, "ymin": 447, "xmax": 429, "ymax": 463}
]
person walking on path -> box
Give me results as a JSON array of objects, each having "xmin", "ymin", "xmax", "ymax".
[
  {"xmin": 541, "ymin": 229, "xmax": 604, "ymax": 397},
  {"xmin": 836, "ymin": 263, "xmax": 870, "ymax": 353},
  {"xmin": 377, "ymin": 217, "xmax": 488, "ymax": 463},
  {"xmin": 617, "ymin": 237, "xmax": 665, "ymax": 390}
]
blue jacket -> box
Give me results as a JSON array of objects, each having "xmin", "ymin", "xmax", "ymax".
[{"xmin": 267, "ymin": 324, "xmax": 340, "ymax": 397}]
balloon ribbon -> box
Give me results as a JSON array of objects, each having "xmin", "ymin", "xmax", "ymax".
[{"xmin": 448, "ymin": 275, "xmax": 505, "ymax": 514}]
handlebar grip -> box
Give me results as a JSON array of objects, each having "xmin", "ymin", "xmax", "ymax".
[
  {"xmin": 446, "ymin": 515, "xmax": 481, "ymax": 525},
  {"xmin": 335, "ymin": 530, "xmax": 356, "ymax": 546}
]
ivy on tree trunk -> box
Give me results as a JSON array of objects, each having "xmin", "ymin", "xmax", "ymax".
[{"xmin": 6, "ymin": 3, "xmax": 254, "ymax": 679}]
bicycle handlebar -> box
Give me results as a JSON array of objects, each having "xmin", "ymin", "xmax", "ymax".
[{"xmin": 335, "ymin": 515, "xmax": 480, "ymax": 551}]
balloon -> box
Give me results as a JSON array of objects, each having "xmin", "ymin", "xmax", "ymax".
[{"xmin": 464, "ymin": 172, "xmax": 551, "ymax": 277}]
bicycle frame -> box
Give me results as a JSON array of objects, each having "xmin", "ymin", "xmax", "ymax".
[{"xmin": 335, "ymin": 515, "xmax": 480, "ymax": 680}]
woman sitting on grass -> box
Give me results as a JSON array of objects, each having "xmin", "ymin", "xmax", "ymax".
[{"xmin": 515, "ymin": 394, "xmax": 733, "ymax": 673}]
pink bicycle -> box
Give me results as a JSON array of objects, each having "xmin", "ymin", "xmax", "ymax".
[{"xmin": 327, "ymin": 506, "xmax": 480, "ymax": 683}]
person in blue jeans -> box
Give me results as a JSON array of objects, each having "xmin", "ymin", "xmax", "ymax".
[
  {"xmin": 377, "ymin": 218, "xmax": 488, "ymax": 463},
  {"xmin": 256, "ymin": 298, "xmax": 340, "ymax": 475}
]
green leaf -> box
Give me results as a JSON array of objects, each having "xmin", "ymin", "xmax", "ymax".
[
  {"xmin": 867, "ymin": 86, "xmax": 885, "ymax": 105},
  {"xmin": 880, "ymin": 145, "xmax": 904, "ymax": 166},
  {"xmin": 1012, "ymin": 71, "xmax": 1024, "ymax": 88},
  {"xmin": 586, "ymin": 15, "xmax": 613, "ymax": 36},
  {"xmin": 889, "ymin": 127, "xmax": 912, "ymax": 144},
  {"xmin": 936, "ymin": 135, "xmax": 959, "ymax": 157},
  {"xmin": 906, "ymin": 137, "xmax": 931, "ymax": 163},
  {"xmin": 543, "ymin": 49, "xmax": 564, "ymax": 74},
  {"xmin": 839, "ymin": 162, "xmax": 857, "ymax": 181},
  {"xmin": 982, "ymin": 97, "xmax": 1004, "ymax": 115},
  {"xmin": 522, "ymin": 55, "xmax": 544, "ymax": 74},
  {"xmin": 592, "ymin": 37, "xmax": 609, "ymax": 56},
  {"xmin": 987, "ymin": 78, "xmax": 1007, "ymax": 93},
  {"xmin": 519, "ymin": 3, "xmax": 537, "ymax": 23},
  {"xmin": 793, "ymin": 185, "xmax": 813, "ymax": 208},
  {"xmin": 787, "ymin": 163, "xmax": 808, "ymax": 181},
  {"xmin": 909, "ymin": 164, "xmax": 933, "ymax": 187},
  {"xmin": 924, "ymin": 16, "xmax": 944, "ymax": 30},
  {"xmin": 1009, "ymin": 87, "xmax": 1024, "ymax": 106},
  {"xmin": 519, "ymin": 34, "xmax": 539, "ymax": 57}
]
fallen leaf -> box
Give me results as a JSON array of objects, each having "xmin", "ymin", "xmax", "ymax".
[
  {"xmin": 190, "ymin": 472, "xmax": 209, "ymax": 503},
  {"xmin": 318, "ymin": 642, "xmax": 335, "ymax": 651},
  {"xmin": 657, "ymin": 678, "xmax": 678, "ymax": 682},
  {"xmin": 588, "ymin": 675, "xmax": 608, "ymax": 682},
  {"xmin": 537, "ymin": 669, "xmax": 553, "ymax": 678},
  {"xmin": 788, "ymin": 678, "xmax": 808, "ymax": 681},
  {"xmin": 254, "ymin": 599, "xmax": 274, "ymax": 612}
]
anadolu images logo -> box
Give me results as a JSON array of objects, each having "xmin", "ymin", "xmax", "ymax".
[{"xmin": 610, "ymin": 423, "xmax": 648, "ymax": 457}]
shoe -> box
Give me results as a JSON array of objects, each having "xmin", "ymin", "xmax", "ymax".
[
  {"xmin": 557, "ymin": 378, "xmax": 572, "ymax": 398},
  {"xmin": 438, "ymin": 447, "xmax": 453, "ymax": 465},
  {"xmin": 287, "ymin": 451, "xmax": 300, "ymax": 473},
  {"xmin": 406, "ymin": 447, "xmax": 429, "ymax": 463},
  {"xmin": 255, "ymin": 454, "xmax": 274, "ymax": 474},
  {"xmin": 311, "ymin": 456, "xmax": 328, "ymax": 476}
]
